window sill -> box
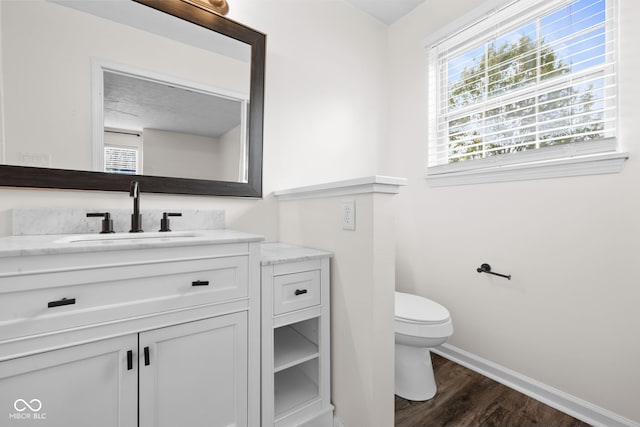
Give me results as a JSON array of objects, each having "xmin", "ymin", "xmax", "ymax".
[{"xmin": 425, "ymin": 152, "xmax": 629, "ymax": 187}]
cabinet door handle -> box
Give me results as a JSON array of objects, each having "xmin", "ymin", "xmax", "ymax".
[
  {"xmin": 144, "ymin": 346, "xmax": 150, "ymax": 366},
  {"xmin": 294, "ymin": 289, "xmax": 308, "ymax": 296},
  {"xmin": 192, "ymin": 280, "xmax": 209, "ymax": 286},
  {"xmin": 127, "ymin": 350, "xmax": 133, "ymax": 370},
  {"xmin": 47, "ymin": 297, "xmax": 76, "ymax": 308}
]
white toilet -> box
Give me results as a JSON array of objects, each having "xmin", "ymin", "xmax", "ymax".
[{"xmin": 394, "ymin": 291, "xmax": 453, "ymax": 401}]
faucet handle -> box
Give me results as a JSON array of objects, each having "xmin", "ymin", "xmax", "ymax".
[
  {"xmin": 159, "ymin": 212, "xmax": 182, "ymax": 232},
  {"xmin": 86, "ymin": 212, "xmax": 115, "ymax": 234}
]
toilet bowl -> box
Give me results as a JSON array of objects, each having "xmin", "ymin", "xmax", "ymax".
[{"xmin": 395, "ymin": 291, "xmax": 453, "ymax": 401}]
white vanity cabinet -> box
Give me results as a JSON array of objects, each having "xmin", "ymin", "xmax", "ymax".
[
  {"xmin": 261, "ymin": 243, "xmax": 333, "ymax": 427},
  {"xmin": 0, "ymin": 333, "xmax": 138, "ymax": 426},
  {"xmin": 138, "ymin": 311, "xmax": 248, "ymax": 427},
  {"xmin": 0, "ymin": 231, "xmax": 262, "ymax": 427}
]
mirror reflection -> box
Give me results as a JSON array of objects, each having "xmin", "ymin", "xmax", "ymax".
[
  {"xmin": 1, "ymin": 0, "xmax": 252, "ymax": 184},
  {"xmin": 100, "ymin": 68, "xmax": 248, "ymax": 182}
]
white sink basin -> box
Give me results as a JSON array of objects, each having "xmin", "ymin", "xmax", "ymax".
[{"xmin": 54, "ymin": 231, "xmax": 201, "ymax": 244}]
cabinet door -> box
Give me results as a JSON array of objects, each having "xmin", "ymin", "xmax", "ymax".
[
  {"xmin": 0, "ymin": 335, "xmax": 137, "ymax": 427},
  {"xmin": 139, "ymin": 312, "xmax": 248, "ymax": 427}
]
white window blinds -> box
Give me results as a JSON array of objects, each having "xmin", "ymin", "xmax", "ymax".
[
  {"xmin": 104, "ymin": 146, "xmax": 139, "ymax": 174},
  {"xmin": 427, "ymin": 0, "xmax": 617, "ymax": 175}
]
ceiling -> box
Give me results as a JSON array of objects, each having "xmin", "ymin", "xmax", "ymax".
[
  {"xmin": 103, "ymin": 72, "xmax": 243, "ymax": 138},
  {"xmin": 343, "ymin": 0, "xmax": 427, "ymax": 24}
]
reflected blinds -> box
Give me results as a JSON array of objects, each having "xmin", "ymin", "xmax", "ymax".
[{"xmin": 104, "ymin": 146, "xmax": 138, "ymax": 174}]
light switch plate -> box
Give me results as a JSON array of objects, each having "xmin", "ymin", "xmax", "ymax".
[{"xmin": 342, "ymin": 200, "xmax": 355, "ymax": 231}]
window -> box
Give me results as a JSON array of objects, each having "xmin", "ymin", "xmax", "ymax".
[
  {"xmin": 103, "ymin": 129, "xmax": 142, "ymax": 174},
  {"xmin": 104, "ymin": 145, "xmax": 139, "ymax": 174},
  {"xmin": 427, "ymin": 0, "xmax": 624, "ymax": 185}
]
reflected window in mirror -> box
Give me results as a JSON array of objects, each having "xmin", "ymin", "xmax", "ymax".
[{"xmin": 104, "ymin": 131, "xmax": 141, "ymax": 175}]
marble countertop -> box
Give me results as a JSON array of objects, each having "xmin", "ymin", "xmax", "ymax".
[
  {"xmin": 0, "ymin": 229, "xmax": 264, "ymax": 258},
  {"xmin": 260, "ymin": 242, "xmax": 332, "ymax": 265}
]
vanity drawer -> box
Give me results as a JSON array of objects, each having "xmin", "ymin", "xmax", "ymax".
[
  {"xmin": 273, "ymin": 270, "xmax": 321, "ymax": 316},
  {"xmin": 0, "ymin": 255, "xmax": 248, "ymax": 341}
]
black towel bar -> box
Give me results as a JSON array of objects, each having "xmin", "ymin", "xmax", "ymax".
[{"xmin": 476, "ymin": 263, "xmax": 511, "ymax": 280}]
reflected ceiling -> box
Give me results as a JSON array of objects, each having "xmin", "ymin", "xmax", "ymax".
[{"xmin": 103, "ymin": 72, "xmax": 242, "ymax": 138}]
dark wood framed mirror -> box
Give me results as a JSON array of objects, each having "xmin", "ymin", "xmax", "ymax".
[{"xmin": 0, "ymin": 0, "xmax": 265, "ymax": 197}]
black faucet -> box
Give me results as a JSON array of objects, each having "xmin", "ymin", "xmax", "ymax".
[{"xmin": 129, "ymin": 180, "xmax": 143, "ymax": 233}]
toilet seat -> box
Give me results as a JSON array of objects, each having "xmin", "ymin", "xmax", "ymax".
[{"xmin": 395, "ymin": 292, "xmax": 450, "ymax": 325}]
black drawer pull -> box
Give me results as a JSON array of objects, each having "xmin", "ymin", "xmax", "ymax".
[
  {"xmin": 192, "ymin": 280, "xmax": 210, "ymax": 287},
  {"xmin": 144, "ymin": 346, "xmax": 150, "ymax": 366},
  {"xmin": 127, "ymin": 350, "xmax": 133, "ymax": 371},
  {"xmin": 294, "ymin": 289, "xmax": 308, "ymax": 296},
  {"xmin": 47, "ymin": 297, "xmax": 76, "ymax": 308}
]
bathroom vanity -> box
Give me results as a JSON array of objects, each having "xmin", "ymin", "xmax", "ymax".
[
  {"xmin": 260, "ymin": 243, "xmax": 333, "ymax": 427},
  {"xmin": 0, "ymin": 230, "xmax": 262, "ymax": 427}
]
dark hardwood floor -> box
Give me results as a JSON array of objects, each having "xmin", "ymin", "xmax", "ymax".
[{"xmin": 395, "ymin": 354, "xmax": 591, "ymax": 427}]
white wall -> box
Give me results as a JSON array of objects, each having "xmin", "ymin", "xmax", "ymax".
[
  {"xmin": 386, "ymin": 0, "xmax": 640, "ymax": 423},
  {"xmin": 279, "ymin": 193, "xmax": 396, "ymax": 427},
  {"xmin": 229, "ymin": 0, "xmax": 388, "ymax": 190},
  {"xmin": 143, "ymin": 128, "xmax": 219, "ymax": 180},
  {"xmin": 217, "ymin": 125, "xmax": 244, "ymax": 182},
  {"xmin": 142, "ymin": 127, "xmax": 244, "ymax": 181}
]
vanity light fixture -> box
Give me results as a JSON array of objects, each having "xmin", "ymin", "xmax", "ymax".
[{"xmin": 182, "ymin": 0, "xmax": 229, "ymax": 16}]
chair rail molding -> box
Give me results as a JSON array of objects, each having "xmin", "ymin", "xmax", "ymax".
[{"xmin": 273, "ymin": 176, "xmax": 407, "ymax": 201}]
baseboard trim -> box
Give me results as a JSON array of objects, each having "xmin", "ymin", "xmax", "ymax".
[{"xmin": 432, "ymin": 344, "xmax": 639, "ymax": 427}]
